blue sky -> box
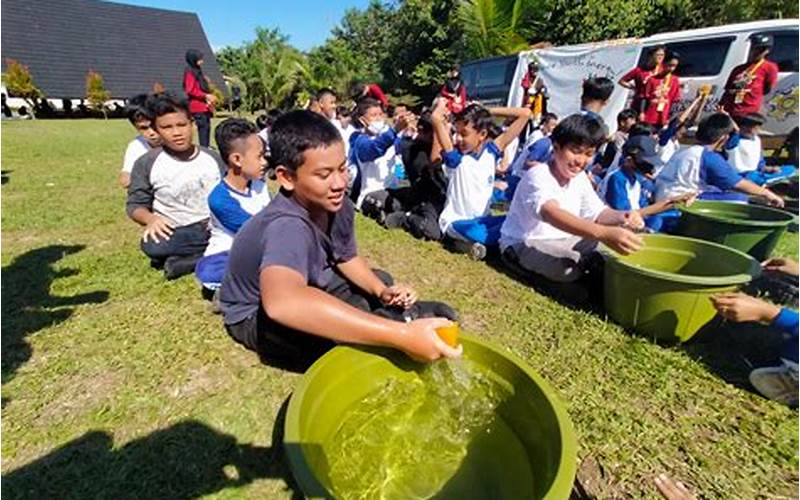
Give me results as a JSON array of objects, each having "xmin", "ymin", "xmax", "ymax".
[{"xmin": 120, "ymin": 0, "xmax": 372, "ymax": 51}]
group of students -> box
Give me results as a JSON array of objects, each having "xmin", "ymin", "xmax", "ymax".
[{"xmin": 118, "ymin": 37, "xmax": 797, "ymax": 404}]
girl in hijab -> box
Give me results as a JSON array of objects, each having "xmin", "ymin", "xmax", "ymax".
[{"xmin": 183, "ymin": 49, "xmax": 217, "ymax": 147}]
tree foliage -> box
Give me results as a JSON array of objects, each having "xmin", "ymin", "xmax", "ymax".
[
  {"xmin": 2, "ymin": 59, "xmax": 43, "ymax": 115},
  {"xmin": 85, "ymin": 70, "xmax": 110, "ymax": 118},
  {"xmin": 215, "ymin": 0, "xmax": 797, "ymax": 107}
]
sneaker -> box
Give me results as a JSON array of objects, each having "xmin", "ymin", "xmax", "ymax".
[
  {"xmin": 210, "ymin": 289, "xmax": 222, "ymax": 315},
  {"xmin": 749, "ymin": 364, "xmax": 799, "ymax": 407},
  {"xmin": 384, "ymin": 212, "xmax": 408, "ymax": 230},
  {"xmin": 447, "ymin": 237, "xmax": 487, "ymax": 261}
]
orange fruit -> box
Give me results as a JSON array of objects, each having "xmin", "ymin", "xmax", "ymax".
[{"xmin": 435, "ymin": 322, "xmax": 460, "ymax": 347}]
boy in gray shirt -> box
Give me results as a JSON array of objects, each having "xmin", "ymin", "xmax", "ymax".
[
  {"xmin": 126, "ymin": 93, "xmax": 225, "ymax": 279},
  {"xmin": 220, "ymin": 110, "xmax": 460, "ymax": 369}
]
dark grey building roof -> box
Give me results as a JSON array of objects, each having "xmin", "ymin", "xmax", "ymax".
[{"xmin": 1, "ymin": 0, "xmax": 227, "ymax": 99}]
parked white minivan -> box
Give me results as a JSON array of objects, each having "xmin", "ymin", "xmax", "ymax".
[{"xmin": 461, "ymin": 19, "xmax": 798, "ymax": 139}]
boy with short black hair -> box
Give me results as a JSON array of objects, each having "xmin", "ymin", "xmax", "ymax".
[
  {"xmin": 219, "ymin": 110, "xmax": 460, "ymax": 368},
  {"xmin": 432, "ymin": 100, "xmax": 531, "ymax": 259},
  {"xmin": 317, "ymin": 88, "xmax": 338, "ymax": 120},
  {"xmin": 195, "ymin": 118, "xmax": 270, "ymax": 295},
  {"xmin": 655, "ymin": 112, "xmax": 784, "ymax": 206},
  {"xmin": 500, "ymin": 114, "xmax": 645, "ymax": 283},
  {"xmin": 126, "ymin": 93, "xmax": 225, "ymax": 279},
  {"xmin": 580, "ymin": 77, "xmax": 614, "ymax": 127},
  {"xmin": 119, "ymin": 94, "xmax": 161, "ymax": 188}
]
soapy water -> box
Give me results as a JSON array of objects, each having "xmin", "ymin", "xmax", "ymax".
[{"xmin": 325, "ymin": 359, "xmax": 513, "ymax": 500}]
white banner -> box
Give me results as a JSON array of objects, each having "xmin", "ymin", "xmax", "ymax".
[{"xmin": 509, "ymin": 41, "xmax": 644, "ymax": 134}]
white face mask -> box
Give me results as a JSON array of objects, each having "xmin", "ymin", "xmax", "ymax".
[{"xmin": 367, "ymin": 120, "xmax": 386, "ymax": 135}]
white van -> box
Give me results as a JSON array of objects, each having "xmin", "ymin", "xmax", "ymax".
[{"xmin": 460, "ymin": 19, "xmax": 799, "ymax": 139}]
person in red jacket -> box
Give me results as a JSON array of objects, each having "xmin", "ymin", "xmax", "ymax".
[
  {"xmin": 619, "ymin": 45, "xmax": 666, "ymax": 115},
  {"xmin": 641, "ymin": 52, "xmax": 681, "ymax": 127},
  {"xmin": 721, "ymin": 34, "xmax": 779, "ymax": 121},
  {"xmin": 183, "ymin": 49, "xmax": 217, "ymax": 147},
  {"xmin": 351, "ymin": 82, "xmax": 389, "ymax": 109},
  {"xmin": 440, "ymin": 66, "xmax": 468, "ymax": 114}
]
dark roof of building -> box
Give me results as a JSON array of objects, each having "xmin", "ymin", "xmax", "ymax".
[{"xmin": 1, "ymin": 0, "xmax": 227, "ymax": 99}]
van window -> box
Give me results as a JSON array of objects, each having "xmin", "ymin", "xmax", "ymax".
[
  {"xmin": 639, "ymin": 37, "xmax": 734, "ymax": 77},
  {"xmin": 758, "ymin": 30, "xmax": 799, "ymax": 72},
  {"xmin": 460, "ymin": 55, "xmax": 518, "ymax": 104}
]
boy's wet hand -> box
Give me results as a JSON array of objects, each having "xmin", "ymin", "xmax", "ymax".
[
  {"xmin": 601, "ymin": 227, "xmax": 643, "ymax": 255},
  {"xmin": 142, "ymin": 216, "xmax": 174, "ymax": 244},
  {"xmin": 401, "ymin": 318, "xmax": 463, "ymax": 362},
  {"xmin": 623, "ymin": 211, "xmax": 645, "ymax": 230}
]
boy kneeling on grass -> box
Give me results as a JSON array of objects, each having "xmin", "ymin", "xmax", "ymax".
[
  {"xmin": 499, "ymin": 114, "xmax": 645, "ymax": 284},
  {"xmin": 126, "ymin": 93, "xmax": 225, "ymax": 280},
  {"xmin": 195, "ymin": 118, "xmax": 271, "ymax": 300},
  {"xmin": 219, "ymin": 110, "xmax": 461, "ymax": 368}
]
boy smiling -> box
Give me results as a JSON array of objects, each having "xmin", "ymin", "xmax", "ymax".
[{"xmin": 219, "ymin": 110, "xmax": 460, "ymax": 368}]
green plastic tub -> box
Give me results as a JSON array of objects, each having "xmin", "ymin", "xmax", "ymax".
[
  {"xmin": 603, "ymin": 234, "xmax": 761, "ymax": 343},
  {"xmin": 285, "ymin": 335, "xmax": 577, "ymax": 499},
  {"xmin": 676, "ymin": 200, "xmax": 797, "ymax": 260}
]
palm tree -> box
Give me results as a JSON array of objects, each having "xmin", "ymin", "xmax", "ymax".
[{"xmin": 457, "ymin": 0, "xmax": 534, "ymax": 58}]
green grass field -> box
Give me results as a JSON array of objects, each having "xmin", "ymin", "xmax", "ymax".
[{"xmin": 2, "ymin": 119, "xmax": 798, "ymax": 499}]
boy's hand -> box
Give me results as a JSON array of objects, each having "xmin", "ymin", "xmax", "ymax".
[
  {"xmin": 600, "ymin": 226, "xmax": 643, "ymax": 255},
  {"xmin": 379, "ymin": 284, "xmax": 418, "ymax": 309},
  {"xmin": 399, "ymin": 318, "xmax": 463, "ymax": 362},
  {"xmin": 393, "ymin": 111, "xmax": 411, "ymax": 133},
  {"xmin": 432, "ymin": 97, "xmax": 448, "ymax": 119},
  {"xmin": 763, "ymin": 257, "xmax": 799, "ymax": 277},
  {"xmin": 710, "ymin": 292, "xmax": 781, "ymax": 324},
  {"xmin": 762, "ymin": 188, "xmax": 785, "ymax": 208},
  {"xmin": 623, "ymin": 211, "xmax": 645, "ymax": 230},
  {"xmin": 142, "ymin": 216, "xmax": 174, "ymax": 244}
]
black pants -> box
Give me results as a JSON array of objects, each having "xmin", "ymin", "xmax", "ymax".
[
  {"xmin": 225, "ymin": 269, "xmax": 394, "ymax": 370},
  {"xmin": 224, "ymin": 270, "xmax": 459, "ymax": 370},
  {"xmin": 140, "ymin": 221, "xmax": 209, "ymax": 274},
  {"xmin": 403, "ymin": 202, "xmax": 442, "ymax": 241},
  {"xmin": 193, "ymin": 112, "xmax": 212, "ymax": 148}
]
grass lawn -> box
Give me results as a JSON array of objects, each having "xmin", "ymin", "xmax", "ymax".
[{"xmin": 1, "ymin": 119, "xmax": 798, "ymax": 499}]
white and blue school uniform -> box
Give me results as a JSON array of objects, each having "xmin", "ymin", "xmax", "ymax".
[
  {"xmin": 725, "ymin": 132, "xmax": 797, "ymax": 185},
  {"xmin": 439, "ymin": 142, "xmax": 505, "ymax": 245},
  {"xmin": 348, "ymin": 127, "xmax": 398, "ymax": 208},
  {"xmin": 655, "ymin": 145, "xmax": 746, "ymax": 203},
  {"xmin": 657, "ymin": 120, "xmax": 681, "ymax": 170},
  {"xmin": 196, "ymin": 179, "xmax": 271, "ymax": 289},
  {"xmin": 499, "ymin": 135, "xmax": 553, "ymax": 203},
  {"xmin": 605, "ymin": 169, "xmax": 677, "ymax": 232}
]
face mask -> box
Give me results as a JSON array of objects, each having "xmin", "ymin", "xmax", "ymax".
[{"xmin": 367, "ymin": 120, "xmax": 386, "ymax": 135}]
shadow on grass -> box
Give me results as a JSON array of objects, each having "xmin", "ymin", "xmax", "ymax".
[
  {"xmin": 1, "ymin": 170, "xmax": 11, "ymax": 185},
  {"xmin": 482, "ymin": 251, "xmax": 604, "ymax": 314},
  {"xmin": 2, "ymin": 399, "xmax": 303, "ymax": 499},
  {"xmin": 1, "ymin": 245, "xmax": 109, "ymax": 384},
  {"xmin": 682, "ymin": 317, "xmax": 787, "ymax": 391}
]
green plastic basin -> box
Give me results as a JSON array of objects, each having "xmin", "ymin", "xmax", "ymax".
[
  {"xmin": 676, "ymin": 200, "xmax": 797, "ymax": 260},
  {"xmin": 284, "ymin": 335, "xmax": 577, "ymax": 499},
  {"xmin": 603, "ymin": 234, "xmax": 761, "ymax": 343}
]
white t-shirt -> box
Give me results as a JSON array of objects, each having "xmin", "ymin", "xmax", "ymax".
[
  {"xmin": 121, "ymin": 136, "xmax": 152, "ymax": 173},
  {"xmin": 525, "ymin": 129, "xmax": 545, "ymax": 149},
  {"xmin": 726, "ymin": 134, "xmax": 761, "ymax": 173},
  {"xmin": 205, "ymin": 179, "xmax": 271, "ymax": 256},
  {"xmin": 439, "ymin": 142, "xmax": 503, "ymax": 233},
  {"xmin": 500, "ymin": 162, "xmax": 606, "ymax": 249}
]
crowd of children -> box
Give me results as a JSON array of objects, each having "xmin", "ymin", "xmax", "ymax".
[{"xmin": 119, "ymin": 34, "xmax": 797, "ymax": 404}]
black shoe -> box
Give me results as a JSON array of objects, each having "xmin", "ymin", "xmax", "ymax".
[{"xmin": 164, "ymin": 254, "xmax": 201, "ymax": 280}]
